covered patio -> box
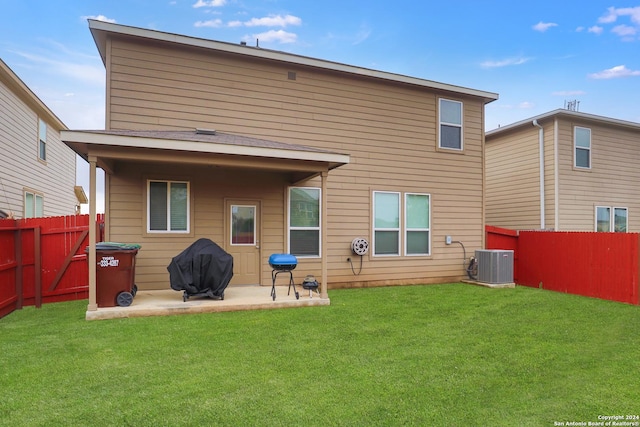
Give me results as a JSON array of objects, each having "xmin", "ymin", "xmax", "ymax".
[{"xmin": 61, "ymin": 128, "xmax": 349, "ymax": 320}]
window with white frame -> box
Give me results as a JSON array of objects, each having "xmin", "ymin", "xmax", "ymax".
[
  {"xmin": 288, "ymin": 187, "xmax": 320, "ymax": 257},
  {"xmin": 38, "ymin": 118, "xmax": 47, "ymax": 161},
  {"xmin": 574, "ymin": 126, "xmax": 591, "ymax": 169},
  {"xmin": 405, "ymin": 193, "xmax": 430, "ymax": 255},
  {"xmin": 25, "ymin": 191, "xmax": 44, "ymax": 218},
  {"xmin": 374, "ymin": 191, "xmax": 400, "ymax": 255},
  {"xmin": 147, "ymin": 180, "xmax": 189, "ymax": 232},
  {"xmin": 373, "ymin": 191, "xmax": 431, "ymax": 256},
  {"xmin": 596, "ymin": 206, "xmax": 627, "ymax": 232},
  {"xmin": 439, "ymin": 98, "xmax": 463, "ymax": 150}
]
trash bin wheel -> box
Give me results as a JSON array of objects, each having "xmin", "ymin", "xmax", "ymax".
[
  {"xmin": 132, "ymin": 284, "xmax": 138, "ymax": 297},
  {"xmin": 116, "ymin": 291, "xmax": 134, "ymax": 307}
]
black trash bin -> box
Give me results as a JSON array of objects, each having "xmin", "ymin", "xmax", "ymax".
[{"xmin": 87, "ymin": 242, "xmax": 141, "ymax": 307}]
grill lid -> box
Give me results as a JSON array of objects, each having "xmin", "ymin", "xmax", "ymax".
[{"xmin": 269, "ymin": 253, "xmax": 298, "ymax": 269}]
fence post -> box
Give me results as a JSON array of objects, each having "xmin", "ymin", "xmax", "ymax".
[
  {"xmin": 15, "ymin": 227, "xmax": 23, "ymax": 310},
  {"xmin": 34, "ymin": 226, "xmax": 42, "ymax": 309}
]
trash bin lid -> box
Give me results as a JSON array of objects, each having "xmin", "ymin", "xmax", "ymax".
[{"xmin": 87, "ymin": 242, "xmax": 142, "ymax": 251}]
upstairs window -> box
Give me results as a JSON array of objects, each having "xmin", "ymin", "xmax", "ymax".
[
  {"xmin": 38, "ymin": 118, "xmax": 47, "ymax": 161},
  {"xmin": 439, "ymin": 99, "xmax": 463, "ymax": 150},
  {"xmin": 288, "ymin": 187, "xmax": 321, "ymax": 257},
  {"xmin": 25, "ymin": 191, "xmax": 44, "ymax": 218},
  {"xmin": 574, "ymin": 126, "xmax": 591, "ymax": 169},
  {"xmin": 147, "ymin": 180, "xmax": 189, "ymax": 233}
]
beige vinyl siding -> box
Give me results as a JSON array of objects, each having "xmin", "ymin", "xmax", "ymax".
[
  {"xmin": 485, "ymin": 128, "xmax": 542, "ymax": 229},
  {"xmin": 0, "ymin": 78, "xmax": 76, "ymax": 218},
  {"xmin": 557, "ymin": 118, "xmax": 640, "ymax": 231},
  {"xmin": 103, "ymin": 37, "xmax": 488, "ymax": 289}
]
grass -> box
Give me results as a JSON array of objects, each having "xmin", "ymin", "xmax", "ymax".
[{"xmin": 1, "ymin": 284, "xmax": 639, "ymax": 426}]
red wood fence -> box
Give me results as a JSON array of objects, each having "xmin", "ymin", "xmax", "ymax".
[
  {"xmin": 0, "ymin": 214, "xmax": 104, "ymax": 318},
  {"xmin": 486, "ymin": 226, "xmax": 639, "ymax": 305}
]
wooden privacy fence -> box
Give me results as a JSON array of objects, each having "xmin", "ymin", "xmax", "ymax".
[
  {"xmin": 486, "ymin": 226, "xmax": 639, "ymax": 305},
  {"xmin": 0, "ymin": 214, "xmax": 105, "ymax": 318}
]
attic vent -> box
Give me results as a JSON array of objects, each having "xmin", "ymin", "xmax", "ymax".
[
  {"xmin": 287, "ymin": 71, "xmax": 297, "ymax": 81},
  {"xmin": 196, "ymin": 128, "xmax": 217, "ymax": 135}
]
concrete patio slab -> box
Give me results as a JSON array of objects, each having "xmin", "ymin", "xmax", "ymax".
[{"xmin": 85, "ymin": 285, "xmax": 328, "ymax": 320}]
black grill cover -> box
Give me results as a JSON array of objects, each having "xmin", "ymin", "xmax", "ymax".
[{"xmin": 167, "ymin": 238, "xmax": 234, "ymax": 297}]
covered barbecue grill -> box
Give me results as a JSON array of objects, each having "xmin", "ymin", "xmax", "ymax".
[
  {"xmin": 167, "ymin": 238, "xmax": 233, "ymax": 301},
  {"xmin": 269, "ymin": 253, "xmax": 298, "ymax": 301}
]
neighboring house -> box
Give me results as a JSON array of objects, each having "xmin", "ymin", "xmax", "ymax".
[
  {"xmin": 62, "ymin": 20, "xmax": 498, "ymax": 309},
  {"xmin": 0, "ymin": 58, "xmax": 80, "ymax": 218},
  {"xmin": 486, "ymin": 108, "xmax": 640, "ymax": 232}
]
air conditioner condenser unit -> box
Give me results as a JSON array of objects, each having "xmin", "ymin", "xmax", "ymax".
[{"xmin": 475, "ymin": 250, "xmax": 514, "ymax": 284}]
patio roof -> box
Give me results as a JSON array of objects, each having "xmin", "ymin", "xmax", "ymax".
[{"xmin": 62, "ymin": 128, "xmax": 350, "ymax": 181}]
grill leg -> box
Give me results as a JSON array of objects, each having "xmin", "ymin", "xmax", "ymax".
[{"xmin": 271, "ymin": 269, "xmax": 277, "ymax": 301}]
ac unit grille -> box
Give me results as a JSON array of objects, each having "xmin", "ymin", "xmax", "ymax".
[{"xmin": 475, "ymin": 250, "xmax": 514, "ymax": 284}]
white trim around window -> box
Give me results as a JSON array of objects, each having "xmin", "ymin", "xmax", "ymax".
[
  {"xmin": 438, "ymin": 98, "xmax": 463, "ymax": 151},
  {"xmin": 373, "ymin": 191, "xmax": 431, "ymax": 256},
  {"xmin": 288, "ymin": 187, "xmax": 321, "ymax": 257},
  {"xmin": 38, "ymin": 118, "xmax": 47, "ymax": 162},
  {"xmin": 574, "ymin": 126, "xmax": 591, "ymax": 169},
  {"xmin": 147, "ymin": 179, "xmax": 190, "ymax": 233},
  {"xmin": 595, "ymin": 205, "xmax": 627, "ymax": 232},
  {"xmin": 24, "ymin": 190, "xmax": 44, "ymax": 218}
]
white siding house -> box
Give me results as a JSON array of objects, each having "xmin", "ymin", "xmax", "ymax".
[{"xmin": 0, "ymin": 58, "xmax": 79, "ymax": 218}]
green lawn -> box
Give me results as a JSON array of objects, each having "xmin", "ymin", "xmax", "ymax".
[{"xmin": 1, "ymin": 284, "xmax": 638, "ymax": 426}]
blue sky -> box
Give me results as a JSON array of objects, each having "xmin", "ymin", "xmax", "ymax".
[{"xmin": 2, "ymin": 0, "xmax": 639, "ymax": 210}]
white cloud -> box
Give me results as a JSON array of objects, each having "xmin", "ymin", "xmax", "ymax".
[
  {"xmin": 193, "ymin": 0, "xmax": 226, "ymax": 7},
  {"xmin": 480, "ymin": 57, "xmax": 531, "ymax": 69},
  {"xmin": 518, "ymin": 101, "xmax": 535, "ymax": 109},
  {"xmin": 598, "ymin": 7, "xmax": 619, "ymax": 24},
  {"xmin": 352, "ymin": 25, "xmax": 372, "ymax": 45},
  {"xmin": 245, "ymin": 30, "xmax": 298, "ymax": 44},
  {"xmin": 612, "ymin": 24, "xmax": 637, "ymax": 37},
  {"xmin": 243, "ymin": 14, "xmax": 301, "ymax": 27},
  {"xmin": 588, "ymin": 65, "xmax": 640, "ymax": 79},
  {"xmin": 596, "ymin": 7, "xmax": 640, "ymax": 41},
  {"xmin": 81, "ymin": 15, "xmax": 116, "ymax": 23},
  {"xmin": 588, "ymin": 25, "xmax": 604, "ymax": 35},
  {"xmin": 194, "ymin": 19, "xmax": 223, "ymax": 28},
  {"xmin": 532, "ymin": 21, "xmax": 558, "ymax": 32},
  {"xmin": 13, "ymin": 51, "xmax": 105, "ymax": 86},
  {"xmin": 598, "ymin": 6, "xmax": 640, "ymax": 25},
  {"xmin": 552, "ymin": 90, "xmax": 586, "ymax": 96}
]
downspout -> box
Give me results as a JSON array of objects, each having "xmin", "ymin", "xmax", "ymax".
[
  {"xmin": 533, "ymin": 120, "xmax": 545, "ymax": 229},
  {"xmin": 553, "ymin": 118, "xmax": 559, "ymax": 231}
]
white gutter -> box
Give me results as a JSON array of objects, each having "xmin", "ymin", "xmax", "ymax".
[
  {"xmin": 533, "ymin": 119, "xmax": 545, "ymax": 229},
  {"xmin": 553, "ymin": 118, "xmax": 559, "ymax": 231}
]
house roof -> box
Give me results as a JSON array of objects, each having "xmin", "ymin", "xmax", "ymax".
[
  {"xmin": 486, "ymin": 108, "xmax": 640, "ymax": 138},
  {"xmin": 61, "ymin": 128, "xmax": 350, "ymax": 177},
  {"xmin": 88, "ymin": 20, "xmax": 499, "ymax": 104},
  {"xmin": 0, "ymin": 58, "xmax": 67, "ymax": 130}
]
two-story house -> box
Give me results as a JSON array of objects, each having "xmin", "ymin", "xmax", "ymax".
[
  {"xmin": 61, "ymin": 20, "xmax": 498, "ymax": 310},
  {"xmin": 486, "ymin": 108, "xmax": 640, "ymax": 232},
  {"xmin": 1, "ymin": 58, "xmax": 80, "ymax": 218}
]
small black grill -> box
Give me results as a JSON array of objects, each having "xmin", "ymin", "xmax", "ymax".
[{"xmin": 269, "ymin": 253, "xmax": 298, "ymax": 300}]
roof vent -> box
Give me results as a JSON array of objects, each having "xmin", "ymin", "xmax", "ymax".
[{"xmin": 196, "ymin": 128, "xmax": 217, "ymax": 135}]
